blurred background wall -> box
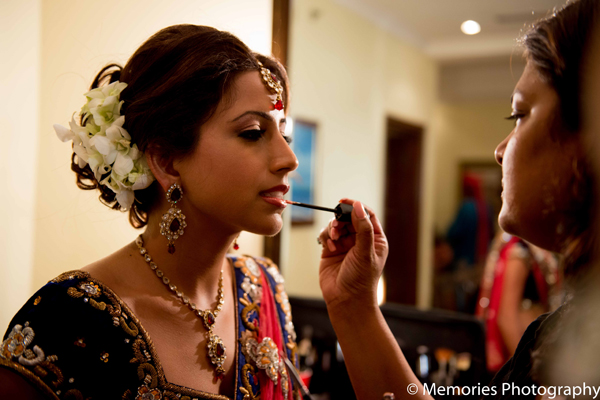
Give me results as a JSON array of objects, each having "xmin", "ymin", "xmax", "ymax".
[{"xmin": 284, "ymin": 0, "xmax": 437, "ymax": 303}]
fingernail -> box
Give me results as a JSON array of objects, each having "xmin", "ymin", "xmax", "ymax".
[
  {"xmin": 354, "ymin": 201, "xmax": 366, "ymax": 219},
  {"xmin": 332, "ymin": 220, "xmax": 339, "ymax": 227},
  {"xmin": 331, "ymin": 227, "xmax": 340, "ymax": 241},
  {"xmin": 327, "ymin": 239, "xmax": 336, "ymax": 252}
]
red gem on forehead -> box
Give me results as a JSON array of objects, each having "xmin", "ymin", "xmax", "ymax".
[
  {"xmin": 274, "ymin": 100, "xmax": 283, "ymax": 111},
  {"xmin": 270, "ymin": 73, "xmax": 278, "ymax": 83}
]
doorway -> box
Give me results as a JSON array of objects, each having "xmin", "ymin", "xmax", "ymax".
[{"xmin": 384, "ymin": 117, "xmax": 423, "ymax": 305}]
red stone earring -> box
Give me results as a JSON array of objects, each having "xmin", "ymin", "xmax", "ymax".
[
  {"xmin": 160, "ymin": 183, "xmax": 187, "ymax": 254},
  {"xmin": 233, "ymin": 235, "xmax": 240, "ymax": 251}
]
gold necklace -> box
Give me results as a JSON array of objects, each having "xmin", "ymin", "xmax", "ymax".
[{"xmin": 135, "ymin": 235, "xmax": 227, "ymax": 379}]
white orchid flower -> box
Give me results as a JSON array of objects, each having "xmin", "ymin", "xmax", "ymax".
[
  {"xmin": 55, "ymin": 81, "xmax": 155, "ymax": 210},
  {"xmin": 113, "ymin": 152, "xmax": 134, "ymax": 176},
  {"xmin": 54, "ymin": 124, "xmax": 75, "ymax": 142},
  {"xmin": 116, "ymin": 189, "xmax": 135, "ymax": 211}
]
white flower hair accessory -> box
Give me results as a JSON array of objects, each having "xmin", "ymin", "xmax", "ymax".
[{"xmin": 54, "ymin": 81, "xmax": 155, "ymax": 211}]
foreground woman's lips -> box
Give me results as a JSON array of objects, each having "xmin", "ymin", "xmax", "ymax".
[{"xmin": 260, "ymin": 185, "xmax": 289, "ymax": 208}]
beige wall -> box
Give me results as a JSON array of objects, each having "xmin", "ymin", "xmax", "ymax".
[
  {"xmin": 284, "ymin": 0, "xmax": 518, "ymax": 308},
  {"xmin": 432, "ymin": 101, "xmax": 514, "ymax": 233},
  {"xmin": 284, "ymin": 0, "xmax": 438, "ymax": 307},
  {"xmin": 0, "ymin": 0, "xmax": 41, "ymax": 330},
  {"xmin": 1, "ymin": 0, "xmax": 272, "ymax": 330}
]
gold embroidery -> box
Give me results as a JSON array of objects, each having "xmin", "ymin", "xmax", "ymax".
[
  {"xmin": 14, "ymin": 270, "xmax": 236, "ymax": 400},
  {"xmin": 131, "ymin": 338, "xmax": 151, "ymax": 363},
  {"xmin": 135, "ymin": 384, "xmax": 162, "ymax": 400},
  {"xmin": 240, "ymin": 297, "xmax": 260, "ymax": 332},
  {"xmin": 234, "ymin": 257, "xmax": 261, "ymax": 285},
  {"xmin": 287, "ymin": 341, "xmax": 298, "ymax": 367},
  {"xmin": 67, "ymin": 287, "xmax": 84, "ymax": 298},
  {"xmin": 280, "ymin": 364, "xmax": 290, "ymax": 399},
  {"xmin": 90, "ymin": 298, "xmax": 107, "ymax": 311},
  {"xmin": 34, "ymin": 296, "xmax": 42, "ymax": 305},
  {"xmin": 34, "ymin": 365, "xmax": 47, "ymax": 378},
  {"xmin": 64, "ymin": 389, "xmax": 84, "ymax": 400},
  {"xmin": 40, "ymin": 359, "xmax": 64, "ymax": 388},
  {"xmin": 245, "ymin": 337, "xmax": 279, "ymax": 384},
  {"xmin": 162, "ymin": 392, "xmax": 180, "ymax": 400},
  {"xmin": 100, "ymin": 352, "xmax": 109, "ymax": 363},
  {"xmin": 120, "ymin": 316, "xmax": 140, "ymax": 336},
  {"xmin": 265, "ymin": 259, "xmax": 299, "ymax": 369},
  {"xmin": 1, "ymin": 324, "xmax": 34, "ymax": 359},
  {"xmin": 240, "ymin": 364, "xmax": 259, "ymax": 400},
  {"xmin": 137, "ymin": 362, "xmax": 159, "ymax": 388}
]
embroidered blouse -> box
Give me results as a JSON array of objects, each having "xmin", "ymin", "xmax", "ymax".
[{"xmin": 0, "ymin": 255, "xmax": 299, "ymax": 400}]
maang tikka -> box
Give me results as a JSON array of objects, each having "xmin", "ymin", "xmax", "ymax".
[
  {"xmin": 160, "ymin": 183, "xmax": 187, "ymax": 254},
  {"xmin": 257, "ymin": 60, "xmax": 284, "ymax": 111}
]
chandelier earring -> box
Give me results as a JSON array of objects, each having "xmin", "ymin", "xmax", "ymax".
[{"xmin": 160, "ymin": 183, "xmax": 187, "ymax": 254}]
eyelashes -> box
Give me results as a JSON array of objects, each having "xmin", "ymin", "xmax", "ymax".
[
  {"xmin": 239, "ymin": 129, "xmax": 266, "ymax": 141},
  {"xmin": 505, "ymin": 113, "xmax": 525, "ymax": 126},
  {"xmin": 239, "ymin": 129, "xmax": 293, "ymax": 144}
]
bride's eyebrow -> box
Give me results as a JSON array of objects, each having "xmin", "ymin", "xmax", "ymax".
[
  {"xmin": 230, "ymin": 111, "xmax": 286, "ymax": 125},
  {"xmin": 230, "ymin": 111, "xmax": 272, "ymax": 123}
]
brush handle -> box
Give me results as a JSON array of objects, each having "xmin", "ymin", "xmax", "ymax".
[{"xmin": 334, "ymin": 203, "xmax": 369, "ymax": 222}]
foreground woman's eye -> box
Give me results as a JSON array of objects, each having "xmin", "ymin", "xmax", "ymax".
[
  {"xmin": 505, "ymin": 113, "xmax": 525, "ymax": 126},
  {"xmin": 240, "ymin": 129, "xmax": 266, "ymax": 141}
]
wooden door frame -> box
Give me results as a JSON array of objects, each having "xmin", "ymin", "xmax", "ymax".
[
  {"xmin": 263, "ymin": 0, "xmax": 290, "ymax": 264},
  {"xmin": 383, "ymin": 117, "xmax": 424, "ymax": 305}
]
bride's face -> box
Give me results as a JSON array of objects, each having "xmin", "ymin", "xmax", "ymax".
[
  {"xmin": 495, "ymin": 62, "xmax": 581, "ymax": 251},
  {"xmin": 174, "ymin": 70, "xmax": 298, "ymax": 235}
]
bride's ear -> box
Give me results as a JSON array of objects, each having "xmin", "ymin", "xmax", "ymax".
[{"xmin": 145, "ymin": 147, "xmax": 180, "ymax": 191}]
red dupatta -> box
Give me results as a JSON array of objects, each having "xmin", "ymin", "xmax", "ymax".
[{"xmin": 257, "ymin": 270, "xmax": 293, "ymax": 400}]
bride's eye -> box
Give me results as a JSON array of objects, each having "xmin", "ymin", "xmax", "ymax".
[
  {"xmin": 505, "ymin": 113, "xmax": 525, "ymax": 126},
  {"xmin": 239, "ymin": 129, "xmax": 266, "ymax": 141}
]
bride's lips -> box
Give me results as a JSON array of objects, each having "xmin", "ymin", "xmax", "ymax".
[{"xmin": 259, "ymin": 185, "xmax": 289, "ymax": 208}]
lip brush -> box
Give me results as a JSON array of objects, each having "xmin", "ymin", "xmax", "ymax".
[{"xmin": 284, "ymin": 200, "xmax": 368, "ymax": 222}]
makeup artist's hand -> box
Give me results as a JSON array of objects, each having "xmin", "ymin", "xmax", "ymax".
[{"xmin": 318, "ymin": 199, "xmax": 388, "ymax": 309}]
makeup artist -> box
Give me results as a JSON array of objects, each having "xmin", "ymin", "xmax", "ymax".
[
  {"xmin": 318, "ymin": 0, "xmax": 598, "ymax": 399},
  {"xmin": 0, "ymin": 25, "xmax": 302, "ymax": 399}
]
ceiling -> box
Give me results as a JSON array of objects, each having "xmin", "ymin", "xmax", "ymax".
[{"xmin": 333, "ymin": 0, "xmax": 568, "ymax": 60}]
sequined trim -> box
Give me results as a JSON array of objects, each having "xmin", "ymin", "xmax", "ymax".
[
  {"xmin": 5, "ymin": 270, "xmax": 234, "ymax": 400},
  {"xmin": 235, "ymin": 256, "xmax": 297, "ymax": 399}
]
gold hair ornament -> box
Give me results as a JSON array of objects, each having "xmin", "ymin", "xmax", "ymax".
[{"xmin": 257, "ymin": 61, "xmax": 284, "ymax": 111}]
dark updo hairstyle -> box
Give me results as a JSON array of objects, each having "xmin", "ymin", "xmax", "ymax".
[
  {"xmin": 522, "ymin": 0, "xmax": 600, "ymax": 279},
  {"xmin": 72, "ymin": 25, "xmax": 290, "ymax": 228}
]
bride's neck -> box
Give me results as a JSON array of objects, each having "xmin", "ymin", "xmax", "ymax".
[{"xmin": 140, "ymin": 207, "xmax": 238, "ymax": 299}]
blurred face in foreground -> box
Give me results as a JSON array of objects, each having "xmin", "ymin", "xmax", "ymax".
[{"xmin": 495, "ymin": 62, "xmax": 582, "ymax": 251}]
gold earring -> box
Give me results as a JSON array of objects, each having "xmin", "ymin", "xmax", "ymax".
[
  {"xmin": 160, "ymin": 183, "xmax": 187, "ymax": 254},
  {"xmin": 233, "ymin": 235, "xmax": 240, "ymax": 251}
]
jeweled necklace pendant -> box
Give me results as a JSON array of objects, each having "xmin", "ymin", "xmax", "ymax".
[
  {"xmin": 135, "ymin": 235, "xmax": 226, "ymax": 380},
  {"xmin": 207, "ymin": 330, "xmax": 226, "ymax": 380}
]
